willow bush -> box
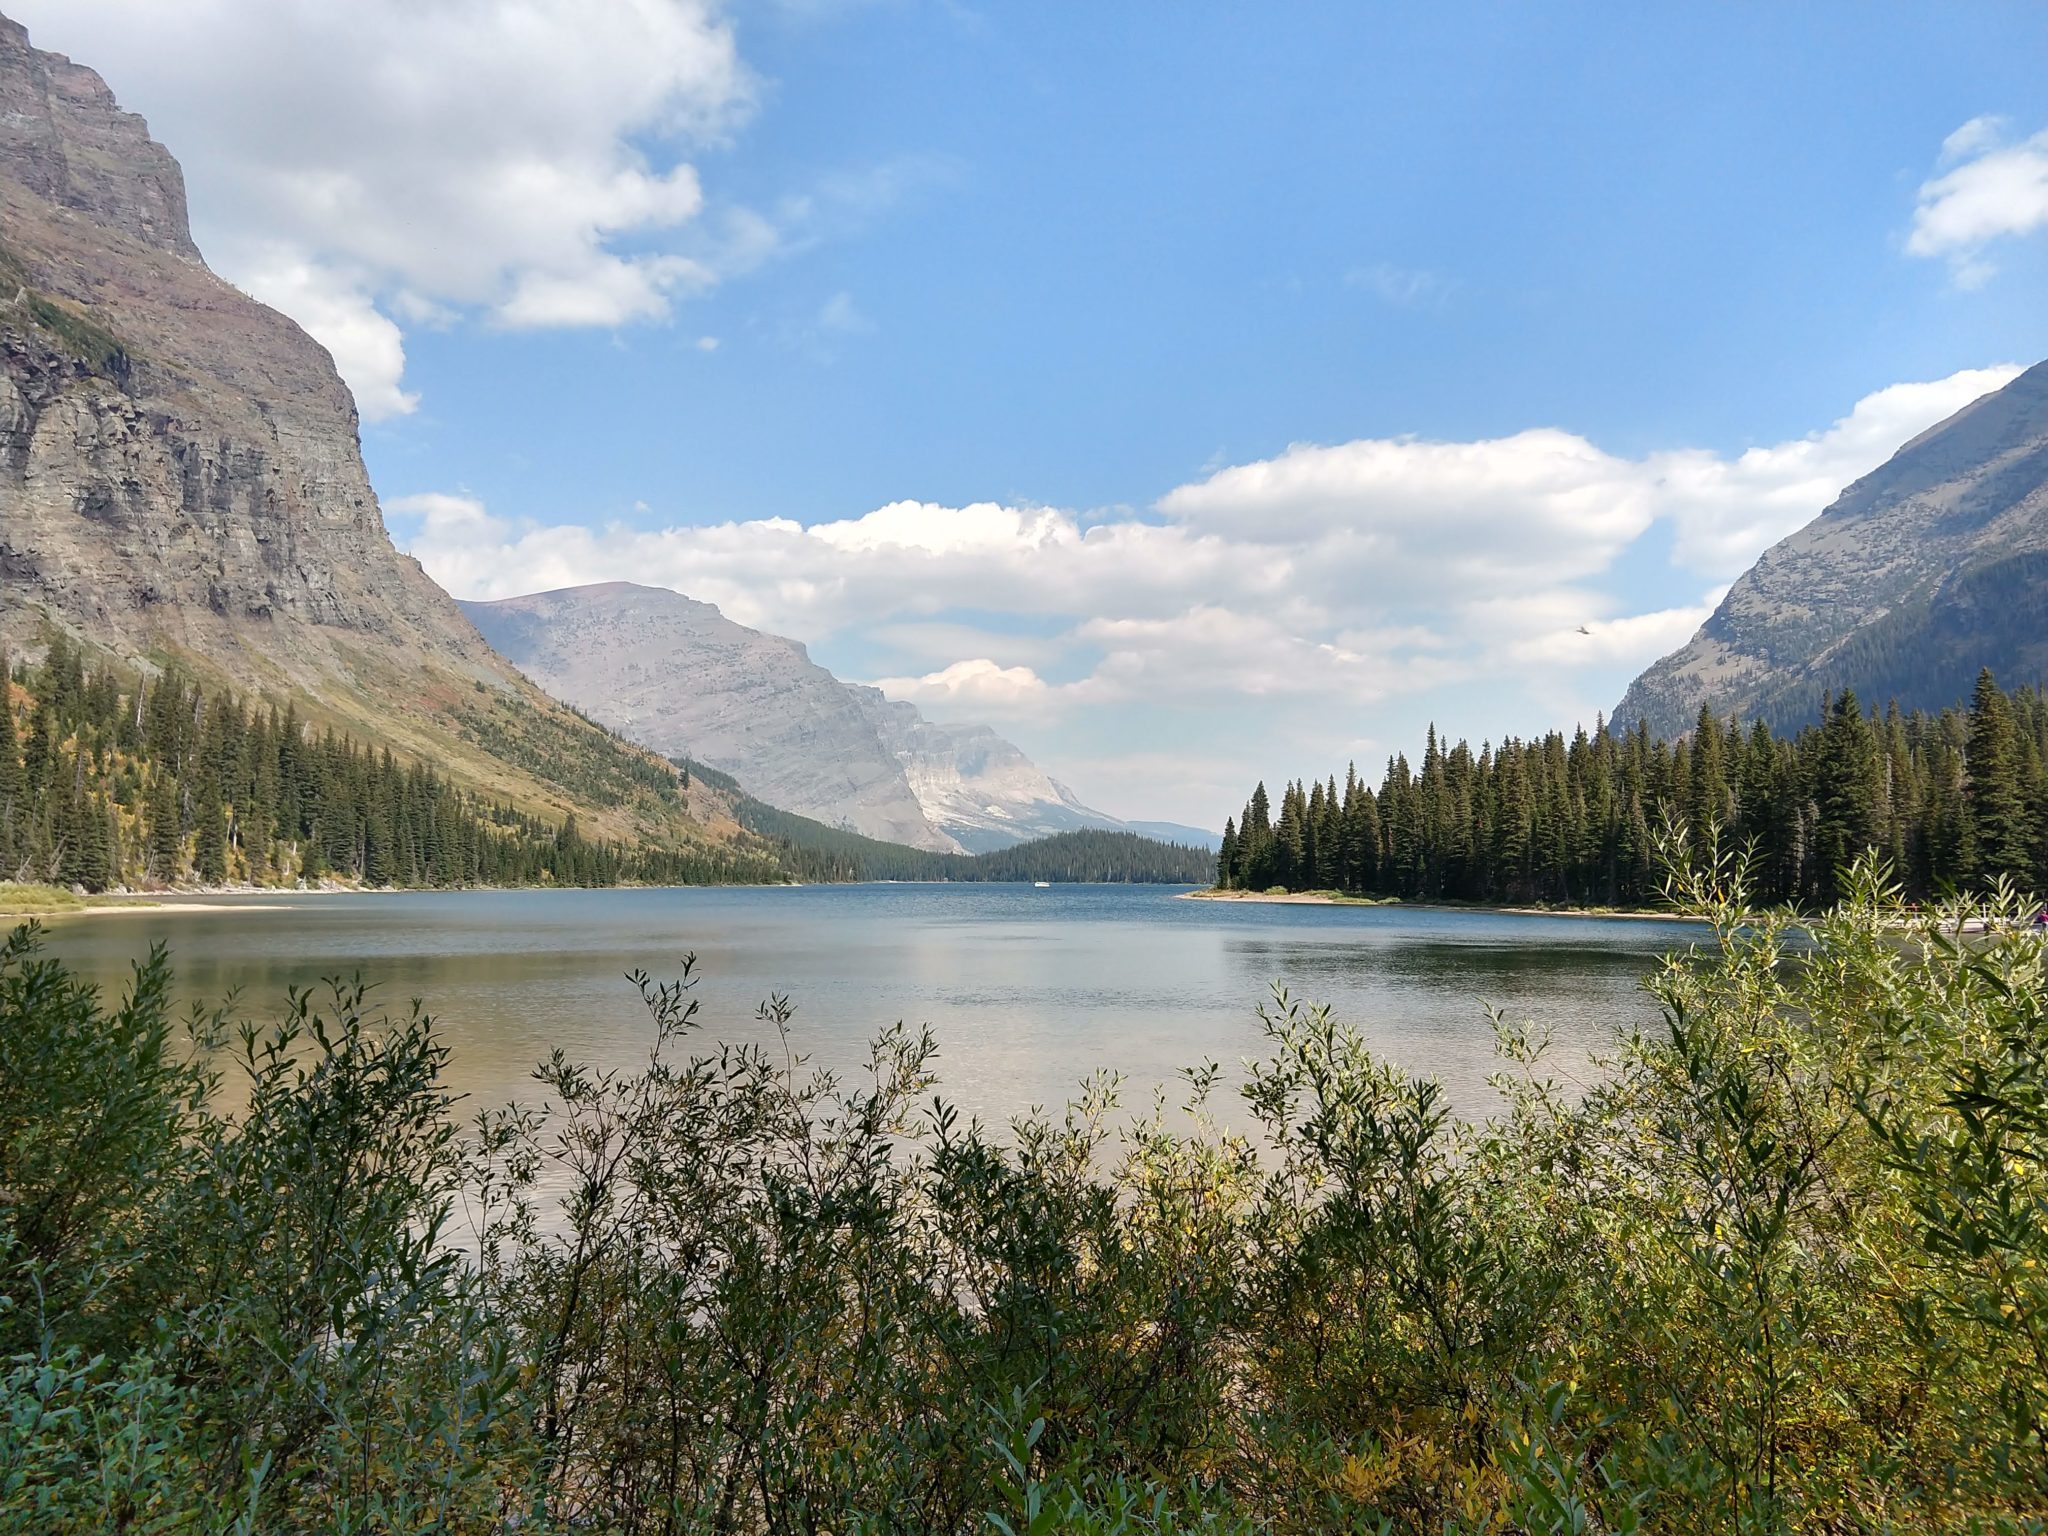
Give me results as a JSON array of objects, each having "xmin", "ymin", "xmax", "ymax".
[{"xmin": 3, "ymin": 848, "xmax": 2046, "ymax": 1532}]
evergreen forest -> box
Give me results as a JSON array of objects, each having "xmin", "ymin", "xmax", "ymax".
[
  {"xmin": 0, "ymin": 639, "xmax": 791, "ymax": 892},
  {"xmin": 1218, "ymin": 670, "xmax": 2048, "ymax": 908},
  {"xmin": 0, "ymin": 640, "xmax": 1209, "ymax": 895}
]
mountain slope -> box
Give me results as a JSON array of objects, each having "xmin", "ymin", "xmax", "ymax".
[
  {"xmin": 844, "ymin": 684, "xmax": 1124, "ymax": 853},
  {"xmin": 0, "ymin": 14, "xmax": 739, "ymax": 851},
  {"xmin": 464, "ymin": 582, "xmax": 1209, "ymax": 851},
  {"xmin": 463, "ymin": 583, "xmax": 959, "ymax": 852},
  {"xmin": 1614, "ymin": 361, "xmax": 2048, "ymax": 736}
]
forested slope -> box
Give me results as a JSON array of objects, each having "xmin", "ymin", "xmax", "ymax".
[{"xmin": 0, "ymin": 640, "xmax": 791, "ymax": 891}]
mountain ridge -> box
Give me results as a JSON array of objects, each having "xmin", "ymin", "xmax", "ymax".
[
  {"xmin": 462, "ymin": 581, "xmax": 1218, "ymax": 851},
  {"xmin": 1614, "ymin": 360, "xmax": 2048, "ymax": 737}
]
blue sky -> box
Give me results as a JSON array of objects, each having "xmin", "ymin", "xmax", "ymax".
[{"xmin": 16, "ymin": 1, "xmax": 2048, "ymax": 826}]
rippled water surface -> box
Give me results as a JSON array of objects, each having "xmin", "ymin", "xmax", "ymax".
[{"xmin": 36, "ymin": 884, "xmax": 1698, "ymax": 1125}]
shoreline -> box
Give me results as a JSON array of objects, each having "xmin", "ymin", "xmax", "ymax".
[
  {"xmin": 1178, "ymin": 887, "xmax": 1703, "ymax": 922},
  {"xmin": 0, "ymin": 882, "xmax": 371, "ymax": 921}
]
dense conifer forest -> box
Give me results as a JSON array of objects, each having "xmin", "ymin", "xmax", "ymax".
[
  {"xmin": 1218, "ymin": 671, "xmax": 2048, "ymax": 907},
  {"xmin": 0, "ymin": 639, "xmax": 792, "ymax": 891}
]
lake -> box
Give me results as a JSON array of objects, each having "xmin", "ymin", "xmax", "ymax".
[{"xmin": 32, "ymin": 884, "xmax": 1698, "ymax": 1131}]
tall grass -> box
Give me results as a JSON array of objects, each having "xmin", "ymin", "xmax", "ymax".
[{"xmin": 2, "ymin": 846, "xmax": 2045, "ymax": 1533}]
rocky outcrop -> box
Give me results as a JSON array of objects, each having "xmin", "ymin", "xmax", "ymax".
[
  {"xmin": 1615, "ymin": 361, "xmax": 2048, "ymax": 737},
  {"xmin": 0, "ymin": 14, "xmax": 494, "ymax": 678},
  {"xmin": 0, "ymin": 16, "xmax": 196, "ymax": 259},
  {"xmin": 464, "ymin": 584, "xmax": 962, "ymax": 852}
]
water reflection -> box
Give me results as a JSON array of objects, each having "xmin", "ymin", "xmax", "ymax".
[{"xmin": 35, "ymin": 885, "xmax": 1688, "ymax": 1132}]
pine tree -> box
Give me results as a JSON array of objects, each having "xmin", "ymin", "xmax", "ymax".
[
  {"xmin": 1806, "ymin": 692, "xmax": 1880, "ymax": 904},
  {"xmin": 1965, "ymin": 668, "xmax": 2032, "ymax": 887},
  {"xmin": 193, "ymin": 778, "xmax": 229, "ymax": 886},
  {"xmin": 145, "ymin": 767, "xmax": 183, "ymax": 880},
  {"xmin": 0, "ymin": 656, "xmax": 20, "ymax": 873}
]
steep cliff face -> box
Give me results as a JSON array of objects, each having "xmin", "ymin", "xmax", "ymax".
[
  {"xmin": 1614, "ymin": 361, "xmax": 2048, "ymax": 737},
  {"xmin": 464, "ymin": 584, "xmax": 961, "ymax": 852},
  {"xmin": 0, "ymin": 13, "xmax": 491, "ymax": 675},
  {"xmin": 0, "ymin": 16, "xmax": 196, "ymax": 260},
  {"xmin": 0, "ymin": 13, "xmax": 728, "ymax": 844}
]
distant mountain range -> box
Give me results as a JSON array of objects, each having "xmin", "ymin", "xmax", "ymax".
[
  {"xmin": 463, "ymin": 583, "xmax": 1220, "ymax": 853},
  {"xmin": 1615, "ymin": 360, "xmax": 2048, "ymax": 737}
]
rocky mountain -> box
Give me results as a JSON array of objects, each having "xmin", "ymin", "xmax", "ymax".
[
  {"xmin": 1615, "ymin": 360, "xmax": 2048, "ymax": 738},
  {"xmin": 0, "ymin": 13, "xmax": 735, "ymax": 847},
  {"xmin": 461, "ymin": 583, "xmax": 958, "ymax": 852},
  {"xmin": 463, "ymin": 582, "xmax": 1216, "ymax": 852},
  {"xmin": 844, "ymin": 684, "xmax": 1126, "ymax": 853}
]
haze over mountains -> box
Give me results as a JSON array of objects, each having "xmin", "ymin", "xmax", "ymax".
[
  {"xmin": 463, "ymin": 583, "xmax": 1217, "ymax": 852},
  {"xmin": 1616, "ymin": 362, "xmax": 2048, "ymax": 737}
]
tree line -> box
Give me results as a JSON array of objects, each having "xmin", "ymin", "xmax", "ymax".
[
  {"xmin": 1218, "ymin": 669, "xmax": 2048, "ymax": 907},
  {"xmin": 0, "ymin": 639, "xmax": 791, "ymax": 892},
  {"xmin": 719, "ymin": 772, "xmax": 1214, "ymax": 883}
]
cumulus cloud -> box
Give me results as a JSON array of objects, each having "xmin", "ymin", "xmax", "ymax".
[
  {"xmin": 869, "ymin": 659, "xmax": 1052, "ymax": 710},
  {"xmin": 1163, "ymin": 366, "xmax": 2019, "ymax": 584},
  {"xmin": 10, "ymin": 0, "xmax": 751, "ymax": 416},
  {"xmin": 383, "ymin": 364, "xmax": 2011, "ymax": 813},
  {"xmin": 1908, "ymin": 117, "xmax": 2048, "ymax": 287},
  {"xmin": 1507, "ymin": 594, "xmax": 1726, "ymax": 670}
]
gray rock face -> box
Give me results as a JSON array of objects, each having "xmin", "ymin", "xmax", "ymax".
[
  {"xmin": 0, "ymin": 16, "xmax": 197, "ymax": 260},
  {"xmin": 463, "ymin": 581, "xmax": 1158, "ymax": 852},
  {"xmin": 1614, "ymin": 361, "xmax": 2048, "ymax": 737},
  {"xmin": 0, "ymin": 10, "xmax": 497, "ymax": 681},
  {"xmin": 0, "ymin": 13, "xmax": 728, "ymax": 847},
  {"xmin": 464, "ymin": 584, "xmax": 961, "ymax": 852}
]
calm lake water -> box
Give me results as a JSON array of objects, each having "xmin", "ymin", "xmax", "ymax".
[{"xmin": 33, "ymin": 884, "xmax": 1698, "ymax": 1129}]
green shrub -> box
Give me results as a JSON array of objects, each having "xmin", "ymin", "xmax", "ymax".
[{"xmin": 3, "ymin": 844, "xmax": 2047, "ymax": 1532}]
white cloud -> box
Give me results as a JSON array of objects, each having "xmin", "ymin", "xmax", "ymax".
[
  {"xmin": 1508, "ymin": 593, "xmax": 1726, "ymax": 670},
  {"xmin": 234, "ymin": 246, "xmax": 419, "ymax": 420},
  {"xmin": 1162, "ymin": 366, "xmax": 2021, "ymax": 584},
  {"xmin": 386, "ymin": 366, "xmax": 2012, "ymax": 820},
  {"xmin": 1644, "ymin": 366, "xmax": 2020, "ymax": 572},
  {"xmin": 871, "ymin": 658, "xmax": 1052, "ymax": 710},
  {"xmin": 10, "ymin": 0, "xmax": 749, "ymax": 416},
  {"xmin": 817, "ymin": 290, "xmax": 875, "ymax": 335},
  {"xmin": 1908, "ymin": 117, "xmax": 2048, "ymax": 286}
]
